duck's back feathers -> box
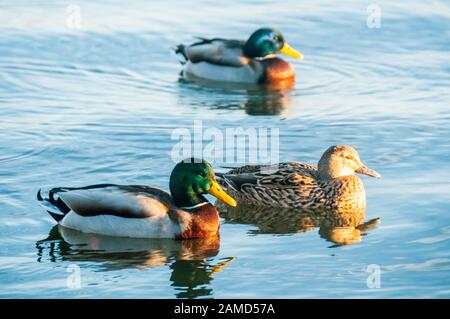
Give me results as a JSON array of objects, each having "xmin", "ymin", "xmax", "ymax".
[
  {"xmin": 218, "ymin": 162, "xmax": 319, "ymax": 192},
  {"xmin": 38, "ymin": 184, "xmax": 174, "ymax": 220},
  {"xmin": 176, "ymin": 38, "xmax": 266, "ymax": 83},
  {"xmin": 222, "ymin": 162, "xmax": 317, "ymax": 175},
  {"xmin": 176, "ymin": 38, "xmax": 248, "ymax": 67},
  {"xmin": 218, "ymin": 162, "xmax": 326, "ymax": 208}
]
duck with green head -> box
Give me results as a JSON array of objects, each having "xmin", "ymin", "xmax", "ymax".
[
  {"xmin": 176, "ymin": 27, "xmax": 303, "ymax": 87},
  {"xmin": 37, "ymin": 158, "xmax": 237, "ymax": 239}
]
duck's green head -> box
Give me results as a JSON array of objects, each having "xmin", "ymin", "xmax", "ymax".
[
  {"xmin": 243, "ymin": 27, "xmax": 303, "ymax": 60},
  {"xmin": 169, "ymin": 158, "xmax": 237, "ymax": 208}
]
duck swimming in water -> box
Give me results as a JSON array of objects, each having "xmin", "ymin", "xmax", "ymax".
[
  {"xmin": 217, "ymin": 145, "xmax": 380, "ymax": 211},
  {"xmin": 37, "ymin": 158, "xmax": 237, "ymax": 239},
  {"xmin": 175, "ymin": 27, "xmax": 303, "ymax": 87}
]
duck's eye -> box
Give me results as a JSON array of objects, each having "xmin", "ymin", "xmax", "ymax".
[
  {"xmin": 344, "ymin": 155, "xmax": 354, "ymax": 161},
  {"xmin": 198, "ymin": 171, "xmax": 206, "ymax": 177}
]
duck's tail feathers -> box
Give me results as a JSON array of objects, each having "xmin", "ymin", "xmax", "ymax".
[
  {"xmin": 37, "ymin": 188, "xmax": 71, "ymax": 222},
  {"xmin": 174, "ymin": 44, "xmax": 188, "ymax": 64},
  {"xmin": 46, "ymin": 210, "xmax": 65, "ymax": 222}
]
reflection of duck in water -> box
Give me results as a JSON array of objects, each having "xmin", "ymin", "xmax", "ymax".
[
  {"xmin": 218, "ymin": 205, "xmax": 380, "ymax": 246},
  {"xmin": 176, "ymin": 27, "xmax": 303, "ymax": 88},
  {"xmin": 170, "ymin": 257, "xmax": 236, "ymax": 299},
  {"xmin": 217, "ymin": 145, "xmax": 380, "ymax": 212},
  {"xmin": 36, "ymin": 226, "xmax": 235, "ymax": 298},
  {"xmin": 177, "ymin": 78, "xmax": 294, "ymax": 115},
  {"xmin": 37, "ymin": 158, "xmax": 236, "ymax": 239},
  {"xmin": 244, "ymin": 87, "xmax": 293, "ymax": 115}
]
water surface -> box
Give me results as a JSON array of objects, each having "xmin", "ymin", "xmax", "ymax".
[{"xmin": 0, "ymin": 0, "xmax": 449, "ymax": 298}]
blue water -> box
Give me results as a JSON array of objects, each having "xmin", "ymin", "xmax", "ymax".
[{"xmin": 0, "ymin": 0, "xmax": 449, "ymax": 298}]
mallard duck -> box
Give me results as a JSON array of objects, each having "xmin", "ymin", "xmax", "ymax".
[
  {"xmin": 217, "ymin": 145, "xmax": 380, "ymax": 211},
  {"xmin": 37, "ymin": 158, "xmax": 237, "ymax": 239},
  {"xmin": 175, "ymin": 27, "xmax": 303, "ymax": 86}
]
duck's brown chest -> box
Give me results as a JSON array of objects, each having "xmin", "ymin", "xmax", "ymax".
[
  {"xmin": 176, "ymin": 204, "xmax": 220, "ymax": 239},
  {"xmin": 321, "ymin": 175, "xmax": 366, "ymax": 225},
  {"xmin": 259, "ymin": 58, "xmax": 296, "ymax": 87}
]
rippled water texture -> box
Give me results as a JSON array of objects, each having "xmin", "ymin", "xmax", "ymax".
[{"xmin": 0, "ymin": 1, "xmax": 449, "ymax": 298}]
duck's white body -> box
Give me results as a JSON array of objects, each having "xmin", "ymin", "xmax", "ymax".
[
  {"xmin": 60, "ymin": 211, "xmax": 181, "ymax": 239},
  {"xmin": 37, "ymin": 184, "xmax": 191, "ymax": 239},
  {"xmin": 183, "ymin": 61, "xmax": 262, "ymax": 84}
]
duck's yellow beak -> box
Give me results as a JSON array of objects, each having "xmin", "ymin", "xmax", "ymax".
[
  {"xmin": 208, "ymin": 180, "xmax": 237, "ymax": 207},
  {"xmin": 279, "ymin": 42, "xmax": 303, "ymax": 59}
]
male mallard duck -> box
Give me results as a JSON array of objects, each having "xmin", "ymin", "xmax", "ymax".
[
  {"xmin": 175, "ymin": 27, "xmax": 303, "ymax": 86},
  {"xmin": 37, "ymin": 158, "xmax": 237, "ymax": 239},
  {"xmin": 217, "ymin": 145, "xmax": 380, "ymax": 211}
]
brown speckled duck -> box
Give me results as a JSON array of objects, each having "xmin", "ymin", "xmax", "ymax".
[{"xmin": 217, "ymin": 145, "xmax": 380, "ymax": 212}]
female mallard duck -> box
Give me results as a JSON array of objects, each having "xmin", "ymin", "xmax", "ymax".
[
  {"xmin": 217, "ymin": 145, "xmax": 380, "ymax": 211},
  {"xmin": 37, "ymin": 158, "xmax": 237, "ymax": 239},
  {"xmin": 175, "ymin": 27, "xmax": 303, "ymax": 86}
]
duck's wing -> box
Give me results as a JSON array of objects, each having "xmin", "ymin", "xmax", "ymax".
[
  {"xmin": 219, "ymin": 163, "xmax": 326, "ymax": 208},
  {"xmin": 221, "ymin": 162, "xmax": 313, "ymax": 175},
  {"xmin": 38, "ymin": 184, "xmax": 175, "ymax": 221},
  {"xmin": 221, "ymin": 163, "xmax": 319, "ymax": 190},
  {"xmin": 176, "ymin": 38, "xmax": 249, "ymax": 67}
]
